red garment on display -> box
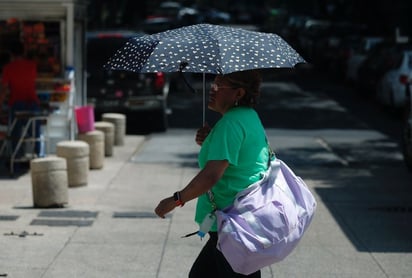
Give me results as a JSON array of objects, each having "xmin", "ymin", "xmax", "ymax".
[{"xmin": 1, "ymin": 58, "xmax": 38, "ymax": 106}]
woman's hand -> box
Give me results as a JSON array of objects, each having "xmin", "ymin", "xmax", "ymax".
[
  {"xmin": 195, "ymin": 122, "xmax": 211, "ymax": 146},
  {"xmin": 155, "ymin": 160, "xmax": 228, "ymax": 219},
  {"xmin": 155, "ymin": 196, "xmax": 176, "ymax": 218}
]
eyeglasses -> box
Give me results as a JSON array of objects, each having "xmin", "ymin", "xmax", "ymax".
[{"xmin": 210, "ymin": 83, "xmax": 236, "ymax": 92}]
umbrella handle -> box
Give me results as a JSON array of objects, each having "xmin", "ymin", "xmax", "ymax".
[{"xmin": 203, "ymin": 72, "xmax": 206, "ymax": 125}]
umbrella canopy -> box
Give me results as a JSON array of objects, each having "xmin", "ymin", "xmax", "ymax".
[{"xmin": 105, "ymin": 23, "xmax": 305, "ymax": 74}]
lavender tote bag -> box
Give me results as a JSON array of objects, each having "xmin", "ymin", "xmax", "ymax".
[{"xmin": 215, "ymin": 158, "xmax": 317, "ymax": 275}]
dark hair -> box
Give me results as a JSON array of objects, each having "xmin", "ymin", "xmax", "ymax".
[{"xmin": 224, "ymin": 70, "xmax": 262, "ymax": 107}]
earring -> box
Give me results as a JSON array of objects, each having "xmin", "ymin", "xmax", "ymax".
[{"xmin": 235, "ymin": 100, "xmax": 238, "ymax": 106}]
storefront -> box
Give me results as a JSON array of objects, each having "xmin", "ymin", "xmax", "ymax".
[{"xmin": 0, "ymin": 0, "xmax": 88, "ymax": 151}]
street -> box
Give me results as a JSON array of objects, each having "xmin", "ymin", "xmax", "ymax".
[
  {"xmin": 1, "ymin": 68, "xmax": 411, "ymax": 277},
  {"xmin": 1, "ymin": 1, "xmax": 411, "ymax": 276}
]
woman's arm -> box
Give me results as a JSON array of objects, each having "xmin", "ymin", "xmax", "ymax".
[{"xmin": 155, "ymin": 160, "xmax": 229, "ymax": 218}]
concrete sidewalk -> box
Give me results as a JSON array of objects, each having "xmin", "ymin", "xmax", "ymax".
[{"xmin": 0, "ymin": 131, "xmax": 411, "ymax": 278}]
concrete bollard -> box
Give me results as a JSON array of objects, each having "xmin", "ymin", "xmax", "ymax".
[
  {"xmin": 78, "ymin": 130, "xmax": 105, "ymax": 169},
  {"xmin": 94, "ymin": 121, "xmax": 115, "ymax": 156},
  {"xmin": 56, "ymin": 140, "xmax": 90, "ymax": 187},
  {"xmin": 30, "ymin": 157, "xmax": 68, "ymax": 208},
  {"xmin": 101, "ymin": 113, "xmax": 126, "ymax": 146}
]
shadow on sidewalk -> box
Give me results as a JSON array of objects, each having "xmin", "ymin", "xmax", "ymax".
[
  {"xmin": 0, "ymin": 158, "xmax": 29, "ymax": 179},
  {"xmin": 280, "ymin": 140, "xmax": 412, "ymax": 253}
]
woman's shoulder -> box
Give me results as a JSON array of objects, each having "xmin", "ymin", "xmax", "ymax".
[
  {"xmin": 225, "ymin": 107, "xmax": 257, "ymax": 118},
  {"xmin": 216, "ymin": 108, "xmax": 262, "ymax": 135},
  {"xmin": 224, "ymin": 107, "xmax": 261, "ymax": 125}
]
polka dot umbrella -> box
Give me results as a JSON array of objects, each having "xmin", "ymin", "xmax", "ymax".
[
  {"xmin": 106, "ymin": 23, "xmax": 305, "ymax": 74},
  {"xmin": 105, "ymin": 23, "xmax": 306, "ymax": 123}
]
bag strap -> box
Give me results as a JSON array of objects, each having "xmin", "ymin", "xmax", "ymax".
[
  {"xmin": 266, "ymin": 136, "xmax": 276, "ymax": 165},
  {"xmin": 207, "ymin": 138, "xmax": 274, "ymax": 210}
]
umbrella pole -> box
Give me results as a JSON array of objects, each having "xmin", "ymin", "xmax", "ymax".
[{"xmin": 203, "ymin": 72, "xmax": 206, "ymax": 125}]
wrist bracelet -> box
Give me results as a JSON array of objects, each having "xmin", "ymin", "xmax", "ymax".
[{"xmin": 173, "ymin": 191, "xmax": 185, "ymax": 207}]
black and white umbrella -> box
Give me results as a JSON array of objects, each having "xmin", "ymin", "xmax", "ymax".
[
  {"xmin": 105, "ymin": 24, "xmax": 305, "ymax": 122},
  {"xmin": 106, "ymin": 23, "xmax": 305, "ymax": 74}
]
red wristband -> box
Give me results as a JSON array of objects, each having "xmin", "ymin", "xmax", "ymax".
[{"xmin": 173, "ymin": 191, "xmax": 185, "ymax": 207}]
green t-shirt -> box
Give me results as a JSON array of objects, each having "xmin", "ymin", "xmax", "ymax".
[{"xmin": 195, "ymin": 107, "xmax": 269, "ymax": 231}]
